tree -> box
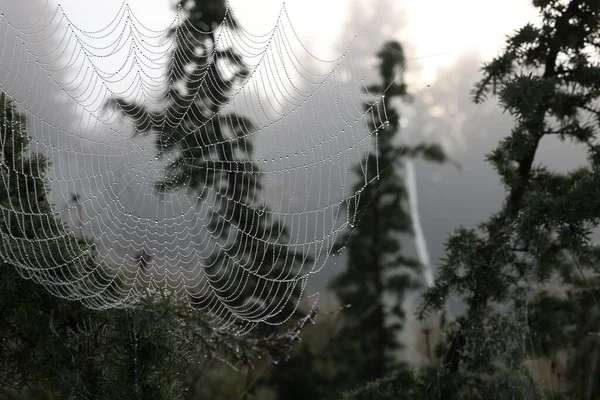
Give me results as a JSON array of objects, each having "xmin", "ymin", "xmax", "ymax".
[
  {"xmin": 0, "ymin": 92, "xmax": 155, "ymax": 398},
  {"xmin": 0, "ymin": 91, "xmax": 309, "ymax": 399},
  {"xmin": 106, "ymin": 0, "xmax": 310, "ymax": 333},
  {"xmin": 249, "ymin": 41, "xmax": 450, "ymax": 399},
  {"xmin": 415, "ymin": 0, "xmax": 600, "ymax": 397},
  {"xmin": 326, "ymin": 40, "xmax": 448, "ymax": 386}
]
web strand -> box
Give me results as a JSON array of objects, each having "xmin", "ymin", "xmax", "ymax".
[{"xmin": 0, "ymin": 0, "xmax": 397, "ymax": 333}]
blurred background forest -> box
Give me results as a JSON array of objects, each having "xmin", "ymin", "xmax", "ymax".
[{"xmin": 1, "ymin": 0, "xmax": 600, "ymax": 399}]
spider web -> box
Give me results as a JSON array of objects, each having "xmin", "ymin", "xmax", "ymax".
[{"xmin": 0, "ymin": 0, "xmax": 398, "ymax": 333}]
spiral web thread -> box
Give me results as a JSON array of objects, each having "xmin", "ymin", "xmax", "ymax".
[{"xmin": 0, "ymin": 0, "xmax": 395, "ymax": 333}]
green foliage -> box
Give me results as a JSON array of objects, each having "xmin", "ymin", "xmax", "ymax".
[
  {"xmin": 341, "ymin": 364, "xmax": 570, "ymax": 400},
  {"xmin": 414, "ymin": 0, "xmax": 600, "ymax": 398},
  {"xmin": 0, "ymin": 91, "xmax": 313, "ymax": 399},
  {"xmin": 346, "ymin": 0, "xmax": 600, "ymax": 398}
]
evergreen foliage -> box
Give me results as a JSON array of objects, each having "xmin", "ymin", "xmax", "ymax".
[
  {"xmin": 0, "ymin": 91, "xmax": 310, "ymax": 399},
  {"xmin": 261, "ymin": 41, "xmax": 450, "ymax": 399},
  {"xmin": 327, "ymin": 40, "xmax": 448, "ymax": 384},
  {"xmin": 106, "ymin": 0, "xmax": 310, "ymax": 331},
  {"xmin": 411, "ymin": 0, "xmax": 600, "ymax": 398}
]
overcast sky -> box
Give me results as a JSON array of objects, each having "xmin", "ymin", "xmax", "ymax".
[{"xmin": 51, "ymin": 0, "xmax": 540, "ymax": 83}]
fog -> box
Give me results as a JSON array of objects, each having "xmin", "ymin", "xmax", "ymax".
[{"xmin": 0, "ymin": 0, "xmax": 593, "ymax": 359}]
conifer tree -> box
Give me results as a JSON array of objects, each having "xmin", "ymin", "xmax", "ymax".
[
  {"xmin": 0, "ymin": 91, "xmax": 309, "ymax": 399},
  {"xmin": 328, "ymin": 40, "xmax": 448, "ymax": 385},
  {"xmin": 414, "ymin": 0, "xmax": 600, "ymax": 397},
  {"xmin": 107, "ymin": 0, "xmax": 309, "ymax": 331},
  {"xmin": 0, "ymin": 92, "xmax": 187, "ymax": 399}
]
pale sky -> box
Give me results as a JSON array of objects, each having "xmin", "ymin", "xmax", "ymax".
[{"xmin": 52, "ymin": 0, "xmax": 540, "ymax": 84}]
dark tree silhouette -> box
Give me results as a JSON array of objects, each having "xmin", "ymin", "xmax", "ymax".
[
  {"xmin": 415, "ymin": 0, "xmax": 600, "ymax": 398},
  {"xmin": 106, "ymin": 0, "xmax": 311, "ymax": 331},
  {"xmin": 329, "ymin": 40, "xmax": 447, "ymax": 387}
]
